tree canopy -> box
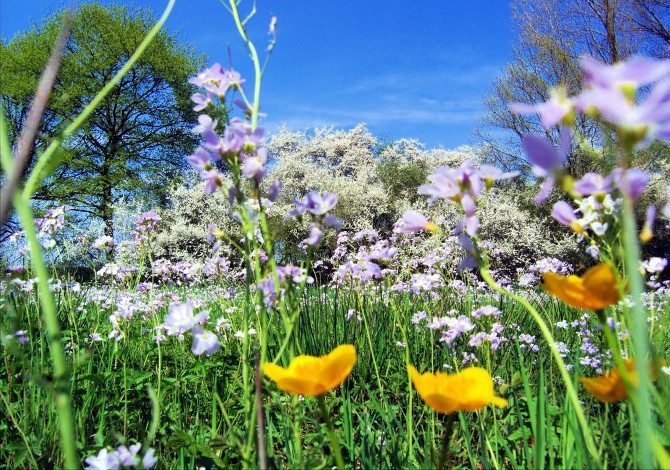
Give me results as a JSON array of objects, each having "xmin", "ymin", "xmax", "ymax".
[{"xmin": 1, "ymin": 3, "xmax": 204, "ymax": 237}]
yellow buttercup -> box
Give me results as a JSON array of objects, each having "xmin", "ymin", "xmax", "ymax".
[
  {"xmin": 542, "ymin": 263, "xmax": 620, "ymax": 311},
  {"xmin": 263, "ymin": 345, "xmax": 356, "ymax": 396},
  {"xmin": 580, "ymin": 359, "xmax": 665, "ymax": 403},
  {"xmin": 408, "ymin": 365, "xmax": 507, "ymax": 413}
]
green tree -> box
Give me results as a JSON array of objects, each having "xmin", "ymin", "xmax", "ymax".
[{"xmin": 1, "ymin": 3, "xmax": 204, "ymax": 237}]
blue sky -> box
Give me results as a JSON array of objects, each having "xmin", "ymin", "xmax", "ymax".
[{"xmin": 1, "ymin": 1, "xmax": 513, "ymax": 149}]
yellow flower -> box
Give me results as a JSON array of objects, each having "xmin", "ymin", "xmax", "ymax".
[
  {"xmin": 262, "ymin": 345, "xmax": 356, "ymax": 396},
  {"xmin": 580, "ymin": 359, "xmax": 665, "ymax": 403},
  {"xmin": 408, "ymin": 365, "xmax": 508, "ymax": 414},
  {"xmin": 542, "ymin": 263, "xmax": 620, "ymax": 311}
]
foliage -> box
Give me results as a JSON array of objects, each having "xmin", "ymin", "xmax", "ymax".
[{"xmin": 0, "ymin": 3, "xmax": 205, "ymax": 237}]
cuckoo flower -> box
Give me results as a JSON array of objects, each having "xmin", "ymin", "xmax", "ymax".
[
  {"xmin": 580, "ymin": 55, "xmax": 670, "ymax": 91},
  {"xmin": 408, "ymin": 365, "xmax": 508, "ymax": 413},
  {"xmin": 510, "ymin": 86, "xmax": 574, "ymax": 129},
  {"xmin": 551, "ymin": 201, "xmax": 584, "ymax": 233},
  {"xmin": 263, "ymin": 345, "xmax": 356, "ymax": 396},
  {"xmin": 187, "ymin": 147, "xmax": 214, "ymax": 169},
  {"xmin": 521, "ymin": 127, "xmax": 571, "ymax": 203},
  {"xmin": 542, "ymin": 263, "xmax": 620, "ymax": 311},
  {"xmin": 192, "ymin": 115, "xmax": 218, "ymax": 134},
  {"xmin": 396, "ymin": 210, "xmax": 438, "ymax": 234}
]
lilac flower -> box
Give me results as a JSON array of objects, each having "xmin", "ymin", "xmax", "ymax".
[
  {"xmin": 551, "ymin": 201, "xmax": 584, "ymax": 232},
  {"xmin": 323, "ymin": 214, "xmax": 342, "ymax": 229},
  {"xmin": 304, "ymin": 223, "xmax": 324, "ymax": 246},
  {"xmin": 395, "ymin": 210, "xmax": 437, "ymax": 234},
  {"xmin": 418, "ymin": 162, "xmax": 483, "ymax": 204},
  {"xmin": 641, "ymin": 257, "xmax": 667, "ymax": 273},
  {"xmin": 242, "ymin": 150, "xmax": 268, "ymax": 180},
  {"xmin": 268, "ymin": 179, "xmax": 283, "ymax": 202},
  {"xmin": 163, "ymin": 302, "xmax": 207, "ymax": 338},
  {"xmin": 189, "ymin": 63, "xmax": 233, "ymax": 95},
  {"xmin": 411, "ymin": 311, "xmax": 427, "ymax": 324},
  {"xmin": 117, "ymin": 444, "xmax": 142, "ymax": 466},
  {"xmin": 472, "ymin": 305, "xmax": 501, "ymax": 319},
  {"xmin": 191, "ymin": 327, "xmax": 221, "ymax": 356},
  {"xmin": 190, "ymin": 92, "xmax": 215, "ymax": 112},
  {"xmin": 84, "ymin": 448, "xmax": 120, "ymax": 470},
  {"xmin": 187, "ymin": 147, "xmax": 213, "ymax": 169},
  {"xmin": 521, "ymin": 127, "xmax": 571, "ymax": 203},
  {"xmin": 580, "ymin": 55, "xmax": 670, "ymax": 90},
  {"xmin": 586, "ymin": 245, "xmax": 600, "ymax": 259},
  {"xmin": 142, "ymin": 449, "xmax": 157, "ymax": 469},
  {"xmin": 15, "ymin": 330, "xmax": 29, "ymax": 344},
  {"xmin": 135, "ymin": 211, "xmax": 161, "ymax": 232},
  {"xmin": 612, "ymin": 168, "xmax": 650, "ymax": 200},
  {"xmin": 509, "ymin": 87, "xmax": 574, "ymax": 129},
  {"xmin": 478, "ymin": 165, "xmax": 519, "ymax": 188},
  {"xmin": 573, "ymin": 172, "xmax": 615, "ymax": 197},
  {"xmin": 201, "ymin": 169, "xmax": 224, "ymax": 194},
  {"xmin": 192, "ymin": 115, "xmax": 218, "ymax": 134},
  {"xmin": 89, "ymin": 332, "xmax": 103, "ymax": 342},
  {"xmin": 641, "ymin": 205, "xmax": 656, "ymax": 242},
  {"xmin": 305, "ymin": 191, "xmax": 338, "ymax": 215},
  {"xmin": 92, "ymin": 235, "xmax": 114, "ymax": 250}
]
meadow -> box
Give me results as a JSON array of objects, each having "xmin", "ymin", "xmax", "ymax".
[{"xmin": 2, "ymin": 1, "xmax": 670, "ymax": 469}]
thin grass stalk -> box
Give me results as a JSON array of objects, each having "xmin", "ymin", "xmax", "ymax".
[{"xmin": 480, "ymin": 266, "xmax": 601, "ymax": 467}]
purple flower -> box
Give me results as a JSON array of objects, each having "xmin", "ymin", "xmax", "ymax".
[
  {"xmin": 84, "ymin": 449, "xmax": 120, "ymax": 470},
  {"xmin": 191, "ymin": 327, "xmax": 221, "ymax": 356},
  {"xmin": 612, "ymin": 168, "xmax": 650, "ymax": 200},
  {"xmin": 573, "ymin": 172, "xmax": 615, "ymax": 197},
  {"xmin": 192, "ymin": 115, "xmax": 218, "ymax": 134},
  {"xmin": 187, "ymin": 147, "xmax": 213, "ymax": 169},
  {"xmin": 268, "ymin": 180, "xmax": 283, "ymax": 202},
  {"xmin": 117, "ymin": 444, "xmax": 142, "ymax": 466},
  {"xmin": 418, "ymin": 162, "xmax": 484, "ymax": 204},
  {"xmin": 201, "ymin": 169, "xmax": 224, "ymax": 194},
  {"xmin": 191, "ymin": 92, "xmax": 215, "ymax": 112},
  {"xmin": 189, "ymin": 63, "xmax": 234, "ymax": 95},
  {"xmin": 305, "ymin": 191, "xmax": 338, "ymax": 215},
  {"xmin": 472, "ymin": 305, "xmax": 501, "ymax": 319},
  {"xmin": 581, "ymin": 55, "xmax": 670, "ymax": 90},
  {"xmin": 323, "ymin": 214, "xmax": 342, "ymax": 228},
  {"xmin": 551, "ymin": 201, "xmax": 584, "ymax": 232},
  {"xmin": 305, "ymin": 223, "xmax": 324, "ymax": 246},
  {"xmin": 641, "ymin": 257, "xmax": 667, "ymax": 273},
  {"xmin": 641, "ymin": 204, "xmax": 656, "ymax": 242},
  {"xmin": 395, "ymin": 210, "xmax": 437, "ymax": 234},
  {"xmin": 509, "ymin": 87, "xmax": 573, "ymax": 129},
  {"xmin": 521, "ymin": 127, "xmax": 571, "ymax": 203},
  {"xmin": 163, "ymin": 302, "xmax": 207, "ymax": 338},
  {"xmin": 478, "ymin": 165, "xmax": 519, "ymax": 188},
  {"xmin": 242, "ymin": 150, "xmax": 268, "ymax": 180}
]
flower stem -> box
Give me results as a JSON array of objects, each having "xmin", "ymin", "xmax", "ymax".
[
  {"xmin": 437, "ymin": 413, "xmax": 457, "ymax": 469},
  {"xmin": 317, "ymin": 395, "xmax": 345, "ymax": 470},
  {"xmin": 480, "ymin": 266, "xmax": 601, "ymax": 467},
  {"xmin": 620, "ymin": 195, "xmax": 654, "ymax": 468},
  {"xmin": 13, "ymin": 191, "xmax": 77, "ymax": 469}
]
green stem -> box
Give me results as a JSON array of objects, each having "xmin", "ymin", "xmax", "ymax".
[
  {"xmin": 437, "ymin": 413, "xmax": 457, "ymax": 469},
  {"xmin": 318, "ymin": 395, "xmax": 345, "ymax": 470},
  {"xmin": 480, "ymin": 267, "xmax": 601, "ymax": 466},
  {"xmin": 13, "ymin": 191, "xmax": 77, "ymax": 469},
  {"xmin": 228, "ymin": 0, "xmax": 262, "ymax": 130},
  {"xmin": 620, "ymin": 195, "xmax": 654, "ymax": 468}
]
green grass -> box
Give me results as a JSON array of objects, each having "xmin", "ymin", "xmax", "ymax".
[{"xmin": 1, "ymin": 278, "xmax": 669, "ymax": 468}]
